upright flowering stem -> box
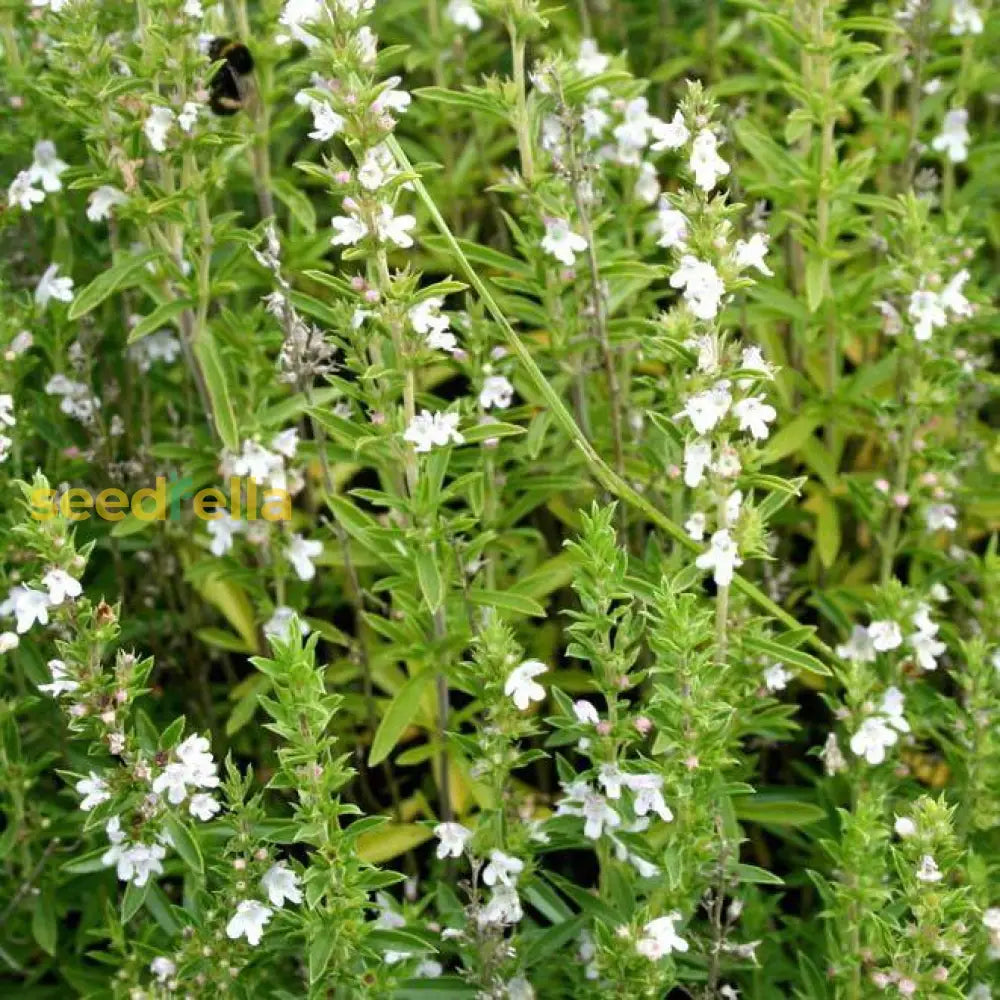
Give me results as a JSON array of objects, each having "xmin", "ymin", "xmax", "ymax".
[
  {"xmin": 508, "ymin": 22, "xmax": 535, "ymax": 185},
  {"xmin": 879, "ymin": 355, "xmax": 917, "ymax": 585}
]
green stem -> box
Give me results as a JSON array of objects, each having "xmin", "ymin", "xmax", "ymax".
[
  {"xmin": 508, "ymin": 24, "xmax": 534, "ymax": 184},
  {"xmin": 388, "ymin": 137, "xmax": 833, "ymax": 659}
]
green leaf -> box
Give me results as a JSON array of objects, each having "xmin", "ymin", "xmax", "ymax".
[
  {"xmin": 805, "ymin": 257, "xmax": 825, "ymax": 313},
  {"xmin": 744, "ymin": 635, "xmax": 831, "ymax": 677},
  {"xmin": 814, "ymin": 492, "xmax": 841, "ymax": 569},
  {"xmin": 369, "ymin": 669, "xmax": 436, "ymax": 767},
  {"xmin": 415, "ymin": 548, "xmax": 444, "ymax": 613},
  {"xmin": 759, "ymin": 414, "xmax": 820, "ymax": 464},
  {"xmin": 461, "ymin": 421, "xmax": 527, "ymax": 444},
  {"xmin": 127, "ymin": 299, "xmax": 192, "ymax": 344},
  {"xmin": 162, "ymin": 814, "xmax": 204, "ymax": 874},
  {"xmin": 193, "ymin": 334, "xmax": 240, "ymax": 451},
  {"xmin": 734, "ymin": 795, "xmax": 826, "ymax": 827},
  {"xmin": 466, "ymin": 589, "xmax": 545, "ymax": 618},
  {"xmin": 31, "ymin": 890, "xmax": 57, "ymax": 956},
  {"xmin": 121, "ymin": 879, "xmax": 152, "ymax": 923},
  {"xmin": 309, "ymin": 932, "xmax": 336, "ymax": 984},
  {"xmin": 68, "ymin": 252, "xmax": 160, "ymax": 320},
  {"xmin": 272, "ymin": 177, "xmax": 317, "ymax": 233}
]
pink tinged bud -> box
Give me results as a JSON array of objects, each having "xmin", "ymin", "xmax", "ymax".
[
  {"xmin": 370, "ymin": 411, "xmax": 385, "ymax": 426},
  {"xmin": 350, "ymin": 276, "xmax": 367, "ymax": 291},
  {"xmin": 875, "ymin": 479, "xmax": 890, "ymax": 493},
  {"xmin": 932, "ymin": 968, "xmax": 948, "ymax": 983},
  {"xmin": 685, "ymin": 755, "xmax": 699, "ymax": 770},
  {"xmin": 893, "ymin": 493, "xmax": 909, "ymax": 509},
  {"xmin": 233, "ymin": 858, "xmax": 246, "ymax": 870},
  {"xmin": 342, "ymin": 196, "xmax": 359, "ymax": 212},
  {"xmin": 484, "ymin": 437, "xmax": 499, "ymax": 449},
  {"xmin": 667, "ymin": 464, "xmax": 681, "ymax": 479},
  {"xmin": 116, "ymin": 688, "xmax": 129, "ymax": 703},
  {"xmin": 364, "ymin": 289, "xmax": 379, "ymax": 304},
  {"xmin": 871, "ymin": 972, "xmax": 891, "ymax": 988},
  {"xmin": 10, "ymin": 96, "xmax": 24, "ymax": 109},
  {"xmin": 634, "ymin": 716, "xmax": 653, "ymax": 735},
  {"xmin": 897, "ymin": 978, "xmax": 916, "ymax": 996},
  {"xmin": 933, "ymin": 487, "xmax": 946, "ymax": 500},
  {"xmin": 921, "ymin": 472, "xmax": 938, "ymax": 486},
  {"xmin": 595, "ymin": 721, "xmax": 612, "ymax": 737},
  {"xmin": 451, "ymin": 349, "xmax": 469, "ymax": 363},
  {"xmin": 255, "ymin": 848, "xmax": 267, "ymax": 861},
  {"xmin": 334, "ymin": 171, "xmax": 351, "ymax": 184},
  {"xmin": 616, "ymin": 675, "xmax": 630, "ymax": 689}
]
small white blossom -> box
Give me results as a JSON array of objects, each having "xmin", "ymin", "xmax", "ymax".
[
  {"xmin": 950, "ymin": 0, "xmax": 983, "ymax": 35},
  {"xmin": 75, "ymin": 772, "xmax": 111, "ymax": 811},
  {"xmin": 677, "ymin": 381, "xmax": 732, "ymax": 434},
  {"xmin": 925, "ymin": 503, "xmax": 957, "ymax": 533},
  {"xmin": 375, "ymin": 204, "xmax": 417, "ymax": 248},
  {"xmin": 150, "ymin": 957, "xmax": 177, "ymax": 982},
  {"xmin": 264, "ymin": 606, "xmax": 310, "ymax": 641},
  {"xmin": 670, "ymin": 255, "xmax": 726, "ymax": 320},
  {"xmin": 433, "ymin": 822, "xmax": 472, "ymax": 859},
  {"xmin": 483, "ymin": 850, "xmax": 524, "ymax": 887},
  {"xmin": 86, "ymin": 185, "xmax": 127, "ymax": 222},
  {"xmin": 0, "ymin": 632, "xmax": 19, "ymax": 653},
  {"xmin": 650, "ymin": 109, "xmax": 690, "ymax": 151},
  {"xmin": 277, "ymin": 0, "xmax": 323, "ymax": 47},
  {"xmin": 2, "ymin": 586, "xmax": 51, "ymax": 634},
  {"xmin": 764, "ymin": 663, "xmax": 792, "ymax": 692},
  {"xmin": 42, "ymin": 568, "xmax": 82, "ymax": 605},
  {"xmin": 916, "ymin": 854, "xmax": 943, "ymax": 883},
  {"xmin": 331, "ymin": 213, "xmax": 369, "ymax": 246},
  {"xmin": 689, "ymin": 129, "xmax": 730, "ymax": 191},
  {"xmin": 908, "ymin": 288, "xmax": 948, "ymax": 341},
  {"xmin": 35, "ymin": 264, "xmax": 74, "ymax": 308},
  {"xmin": 894, "ymin": 816, "xmax": 917, "ymax": 838},
  {"xmin": 226, "ymin": 899, "xmax": 273, "ymax": 946},
  {"xmin": 189, "ymin": 792, "xmax": 221, "ymax": 821},
  {"xmin": 836, "ymin": 625, "xmax": 876, "ymax": 663},
  {"xmin": 39, "ymin": 658, "xmax": 78, "ymax": 697},
  {"xmin": 733, "ymin": 233, "xmax": 773, "ymax": 276},
  {"xmin": 732, "ymin": 394, "xmax": 776, "ymax": 440},
  {"xmin": 931, "ymin": 108, "xmax": 970, "ymax": 163},
  {"xmin": 480, "ymin": 375, "xmax": 514, "ymax": 410},
  {"xmin": 573, "ymin": 700, "xmax": 600, "ymax": 725},
  {"xmin": 504, "ymin": 659, "xmax": 547, "ymax": 710},
  {"xmin": 868, "ymin": 620, "xmax": 903, "ymax": 652},
  {"xmin": 404, "ymin": 410, "xmax": 465, "ymax": 453},
  {"xmin": 261, "ymin": 862, "xmax": 302, "ymax": 907},
  {"xmin": 478, "ymin": 884, "xmax": 523, "ymax": 926},
  {"xmin": 683, "ymin": 439, "xmax": 712, "ymax": 488},
  {"xmin": 207, "ymin": 512, "xmax": 246, "ymax": 556},
  {"xmin": 144, "ymin": 106, "xmax": 175, "ymax": 152},
  {"xmin": 634, "ymin": 162, "xmax": 660, "ymax": 205},
  {"xmin": 7, "ymin": 171, "xmax": 45, "ymax": 211},
  {"xmin": 636, "ymin": 913, "xmax": 688, "ymax": 960},
  {"xmin": 446, "ymin": 0, "xmax": 481, "ymax": 30},
  {"xmin": 695, "ymin": 529, "xmax": 743, "ymax": 587},
  {"xmin": 177, "ymin": 101, "xmax": 200, "ymax": 133},
  {"xmin": 625, "ymin": 773, "xmax": 673, "ymax": 822},
  {"xmin": 652, "ymin": 199, "xmax": 688, "ymax": 248},
  {"xmin": 576, "ymin": 38, "xmax": 609, "ymax": 76},
  {"xmin": 685, "ymin": 511, "xmax": 707, "ymax": 541},
  {"xmin": 286, "ymin": 534, "xmax": 322, "ymax": 581},
  {"xmin": 541, "ymin": 218, "xmax": 587, "ymax": 266},
  {"xmin": 298, "ymin": 96, "xmax": 345, "ymax": 141},
  {"xmin": 28, "ymin": 140, "xmax": 68, "ymax": 192}
]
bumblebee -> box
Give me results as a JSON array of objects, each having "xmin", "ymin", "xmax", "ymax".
[
  {"xmin": 900, "ymin": 747, "xmax": 951, "ymax": 789},
  {"xmin": 207, "ymin": 37, "xmax": 255, "ymax": 116}
]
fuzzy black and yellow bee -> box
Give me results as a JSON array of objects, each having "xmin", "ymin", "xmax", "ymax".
[{"xmin": 207, "ymin": 37, "xmax": 255, "ymax": 116}]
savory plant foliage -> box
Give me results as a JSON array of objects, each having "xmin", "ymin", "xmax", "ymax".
[{"xmin": 0, "ymin": 0, "xmax": 997, "ymax": 997}]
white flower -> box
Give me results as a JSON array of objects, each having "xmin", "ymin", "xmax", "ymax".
[
  {"xmin": 404, "ymin": 410, "xmax": 465, "ymax": 452},
  {"xmin": 433, "ymin": 821, "xmax": 472, "ymax": 859},
  {"xmin": 733, "ymin": 233, "xmax": 773, "ymax": 276},
  {"xmin": 357, "ymin": 144, "xmax": 398, "ymax": 191},
  {"xmin": 129, "ymin": 329, "xmax": 182, "ymax": 371},
  {"xmin": 331, "ymin": 212, "xmax": 369, "ymax": 246},
  {"xmin": 931, "ymin": 108, "xmax": 970, "ymax": 163},
  {"xmin": 102, "ymin": 819, "xmax": 166, "ymax": 888},
  {"xmin": 479, "ymin": 375, "xmax": 514, "ymax": 410},
  {"xmin": 652, "ymin": 200, "xmax": 688, "ymax": 249},
  {"xmin": 301, "ymin": 97, "xmax": 344, "ymax": 141},
  {"xmin": 150, "ymin": 957, "xmax": 177, "ymax": 982},
  {"xmin": 38, "ymin": 658, "xmax": 77, "ymax": 697},
  {"xmin": 696, "ymin": 529, "xmax": 743, "ymax": 587},
  {"xmin": 375, "ymin": 204, "xmax": 416, "ymax": 248},
  {"xmin": 925, "ymin": 503, "xmax": 957, "ymax": 533},
  {"xmin": 506, "ymin": 978, "xmax": 535, "ymax": 1000},
  {"xmin": 573, "ymin": 700, "xmax": 600, "ymax": 725},
  {"xmin": 576, "ymin": 38, "xmax": 609, "ymax": 76},
  {"xmin": 446, "ymin": 0, "xmax": 481, "ymax": 30},
  {"xmin": 478, "ymin": 884, "xmax": 523, "ymax": 926},
  {"xmin": 850, "ymin": 715, "xmax": 898, "ymax": 765},
  {"xmin": 0, "ymin": 632, "xmax": 19, "ymax": 653},
  {"xmin": 868, "ymin": 620, "xmax": 903, "ymax": 652},
  {"xmin": 689, "ymin": 129, "xmax": 730, "ymax": 191},
  {"xmin": 286, "ymin": 534, "xmax": 322, "ymax": 581},
  {"xmin": 42, "ymin": 568, "xmax": 82, "ymax": 605},
  {"xmin": 0, "ymin": 394, "xmax": 12, "ymax": 428},
  {"xmin": 677, "ymin": 382, "xmax": 732, "ymax": 435},
  {"xmin": 836, "ymin": 625, "xmax": 876, "ymax": 663},
  {"xmin": 189, "ymin": 792, "xmax": 221, "ymax": 821},
  {"xmin": 683, "ymin": 439, "xmax": 712, "ymax": 488},
  {"xmin": 894, "ymin": 816, "xmax": 917, "ymax": 838},
  {"xmin": 261, "ymin": 862, "xmax": 302, "ymax": 907},
  {"xmin": 28, "ymin": 140, "xmax": 68, "ymax": 192},
  {"xmin": 613, "ymin": 98, "xmax": 660, "ymax": 161},
  {"xmin": 950, "ymin": 0, "xmax": 983, "ymax": 35},
  {"xmin": 373, "ymin": 80, "xmax": 411, "ymax": 117},
  {"xmin": 144, "ymin": 106, "xmax": 175, "ymax": 153},
  {"xmin": 909, "ymin": 629, "xmax": 945, "ymax": 672},
  {"xmin": 2, "ymin": 586, "xmax": 50, "ymax": 633},
  {"xmin": 410, "ymin": 298, "xmax": 455, "ymax": 351},
  {"xmin": 968, "ymin": 985, "xmax": 992, "ymax": 1000},
  {"xmin": 272, "ymin": 428, "xmax": 299, "ymax": 459},
  {"xmin": 634, "ymin": 162, "xmax": 660, "ymax": 205},
  {"xmin": 177, "ymin": 101, "xmax": 200, "ymax": 133},
  {"xmin": 670, "ymin": 255, "xmax": 726, "ymax": 320},
  {"xmin": 764, "ymin": 663, "xmax": 792, "ymax": 691},
  {"xmin": 231, "ymin": 440, "xmax": 285, "ymax": 487},
  {"xmin": 685, "ymin": 511, "xmax": 706, "ymax": 541},
  {"xmin": 598, "ymin": 763, "xmax": 625, "ymax": 799},
  {"xmin": 650, "ymin": 110, "xmax": 690, "ymax": 151},
  {"xmin": 76, "ymin": 772, "xmax": 110, "ymax": 811},
  {"xmin": 226, "ymin": 899, "xmax": 273, "ymax": 946},
  {"xmin": 277, "ymin": 0, "xmax": 323, "ymax": 46},
  {"xmin": 7, "ymin": 171, "xmax": 45, "ymax": 211},
  {"xmin": 732, "ymin": 394, "xmax": 776, "ymax": 440},
  {"xmin": 541, "ymin": 219, "xmax": 587, "ymax": 266},
  {"xmin": 483, "ymin": 849, "xmax": 524, "ymax": 887},
  {"xmin": 625, "ymin": 773, "xmax": 673, "ymax": 822},
  {"xmin": 581, "ymin": 104, "xmax": 610, "ymax": 141},
  {"xmin": 636, "ymin": 913, "xmax": 688, "ymax": 960},
  {"xmin": 916, "ymin": 854, "xmax": 943, "ymax": 883},
  {"xmin": 940, "ymin": 269, "xmax": 973, "ymax": 319},
  {"xmin": 86, "ymin": 185, "xmax": 127, "ymax": 222},
  {"xmin": 504, "ymin": 659, "xmax": 547, "ymax": 710},
  {"xmin": 207, "ymin": 512, "xmax": 245, "ymax": 556},
  {"xmin": 35, "ymin": 264, "xmax": 74, "ymax": 308},
  {"xmin": 880, "ymin": 686, "xmax": 909, "ymax": 732},
  {"xmin": 907, "ymin": 288, "xmax": 948, "ymax": 342},
  {"xmin": 264, "ymin": 606, "xmax": 310, "ymax": 641},
  {"xmin": 182, "ymin": 0, "xmax": 203, "ymax": 15}
]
